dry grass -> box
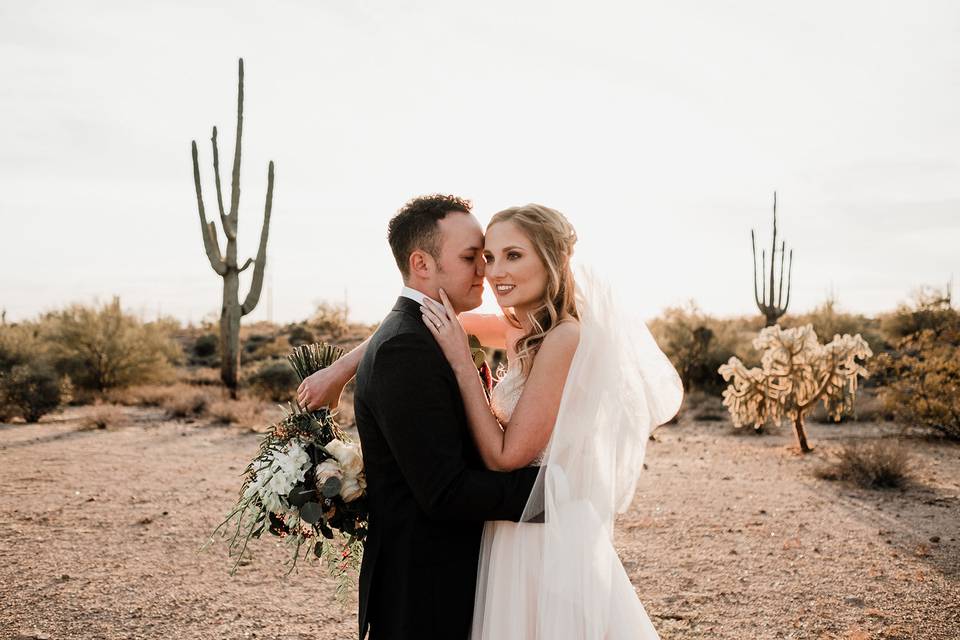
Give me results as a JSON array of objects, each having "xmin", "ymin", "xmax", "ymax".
[
  {"xmin": 176, "ymin": 367, "xmax": 221, "ymax": 386},
  {"xmin": 162, "ymin": 387, "xmax": 217, "ymax": 419},
  {"xmin": 103, "ymin": 379, "xmax": 281, "ymax": 427},
  {"xmin": 814, "ymin": 440, "xmax": 912, "ymax": 489},
  {"xmin": 106, "ymin": 384, "xmax": 180, "ymax": 407},
  {"xmin": 207, "ymin": 398, "xmax": 268, "ymax": 428},
  {"xmin": 78, "ymin": 404, "xmax": 128, "ymax": 431}
]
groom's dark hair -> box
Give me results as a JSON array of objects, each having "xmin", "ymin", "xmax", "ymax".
[{"xmin": 388, "ymin": 194, "xmax": 473, "ymax": 278}]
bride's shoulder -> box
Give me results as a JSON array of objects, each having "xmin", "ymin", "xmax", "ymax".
[{"xmin": 542, "ymin": 317, "xmax": 580, "ymax": 350}]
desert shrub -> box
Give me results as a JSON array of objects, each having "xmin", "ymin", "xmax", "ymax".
[
  {"xmin": 163, "ymin": 388, "xmax": 214, "ymax": 419},
  {"xmin": 286, "ymin": 324, "xmax": 315, "ymax": 347},
  {"xmin": 242, "ymin": 333, "xmax": 271, "ymax": 354},
  {"xmin": 814, "ymin": 440, "xmax": 911, "ymax": 489},
  {"xmin": 680, "ymin": 389, "xmax": 727, "ymax": 422},
  {"xmin": 784, "ymin": 296, "xmax": 889, "ymax": 354},
  {"xmin": 177, "ymin": 367, "xmax": 221, "ymax": 387},
  {"xmin": 193, "ymin": 333, "xmax": 218, "ymax": 358},
  {"xmin": 247, "ymin": 359, "xmax": 298, "ymax": 402},
  {"xmin": 80, "ymin": 403, "xmax": 128, "ymax": 430},
  {"xmin": 0, "ymin": 323, "xmax": 47, "ymax": 373},
  {"xmin": 240, "ymin": 331, "xmax": 292, "ymax": 365},
  {"xmin": 208, "ymin": 398, "xmax": 266, "ymax": 427},
  {"xmin": 0, "ymin": 363, "xmax": 62, "ymax": 422},
  {"xmin": 41, "ymin": 298, "xmax": 182, "ymax": 392},
  {"xmin": 649, "ymin": 303, "xmax": 761, "ymax": 394},
  {"xmin": 871, "ymin": 293, "xmax": 960, "ymax": 439},
  {"xmin": 879, "ymin": 286, "xmax": 955, "ymax": 343},
  {"xmin": 107, "ymin": 383, "xmax": 181, "ymax": 407},
  {"xmin": 310, "ymin": 301, "xmax": 350, "ymax": 340}
]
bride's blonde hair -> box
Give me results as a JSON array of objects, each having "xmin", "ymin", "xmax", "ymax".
[{"xmin": 488, "ymin": 204, "xmax": 579, "ymax": 374}]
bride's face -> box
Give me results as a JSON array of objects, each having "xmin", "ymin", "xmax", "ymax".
[{"xmin": 483, "ymin": 221, "xmax": 548, "ymax": 311}]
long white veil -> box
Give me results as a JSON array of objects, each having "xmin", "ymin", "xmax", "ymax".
[{"xmin": 472, "ymin": 266, "xmax": 683, "ymax": 639}]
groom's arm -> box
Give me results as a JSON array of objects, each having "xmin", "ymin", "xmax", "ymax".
[{"xmin": 371, "ymin": 332, "xmax": 538, "ymax": 522}]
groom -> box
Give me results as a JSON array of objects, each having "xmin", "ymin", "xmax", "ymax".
[{"xmin": 354, "ymin": 194, "xmax": 540, "ymax": 640}]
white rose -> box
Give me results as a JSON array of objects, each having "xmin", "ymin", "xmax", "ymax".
[
  {"xmin": 314, "ymin": 459, "xmax": 343, "ymax": 489},
  {"xmin": 325, "ymin": 440, "xmax": 364, "ymax": 477},
  {"xmin": 339, "ymin": 476, "xmax": 364, "ymax": 502}
]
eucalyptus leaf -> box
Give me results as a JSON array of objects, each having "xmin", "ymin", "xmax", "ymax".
[
  {"xmin": 287, "ymin": 483, "xmax": 314, "ymax": 508},
  {"xmin": 322, "ymin": 476, "xmax": 342, "ymax": 498},
  {"xmin": 300, "ymin": 502, "xmax": 322, "ymax": 524}
]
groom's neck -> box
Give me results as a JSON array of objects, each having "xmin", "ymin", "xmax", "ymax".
[{"xmin": 403, "ymin": 277, "xmax": 440, "ymax": 301}]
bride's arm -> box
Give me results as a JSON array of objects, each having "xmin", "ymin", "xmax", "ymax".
[
  {"xmin": 296, "ymin": 312, "xmax": 508, "ymax": 410},
  {"xmin": 297, "ymin": 313, "xmax": 507, "ymax": 409},
  {"xmin": 422, "ymin": 292, "xmax": 579, "ymax": 472},
  {"xmin": 297, "ymin": 335, "xmax": 370, "ymax": 410}
]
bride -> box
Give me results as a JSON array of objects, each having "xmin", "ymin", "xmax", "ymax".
[{"xmin": 300, "ymin": 203, "xmax": 683, "ymax": 639}]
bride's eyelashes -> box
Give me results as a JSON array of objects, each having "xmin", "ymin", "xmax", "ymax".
[{"xmin": 483, "ymin": 250, "xmax": 523, "ymax": 265}]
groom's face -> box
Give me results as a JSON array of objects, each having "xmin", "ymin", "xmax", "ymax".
[{"xmin": 432, "ymin": 212, "xmax": 486, "ymax": 312}]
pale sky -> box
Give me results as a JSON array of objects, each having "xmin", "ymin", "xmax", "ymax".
[{"xmin": 2, "ymin": 1, "xmax": 958, "ymax": 325}]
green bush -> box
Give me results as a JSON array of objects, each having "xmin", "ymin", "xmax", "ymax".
[
  {"xmin": 870, "ymin": 292, "xmax": 960, "ymax": 439},
  {"xmin": 0, "ymin": 323, "xmax": 46, "ymax": 374},
  {"xmin": 873, "ymin": 331, "xmax": 960, "ymax": 439},
  {"xmin": 247, "ymin": 359, "xmax": 299, "ymax": 402},
  {"xmin": 879, "ymin": 286, "xmax": 955, "ymax": 343},
  {"xmin": 0, "ymin": 363, "xmax": 62, "ymax": 422},
  {"xmin": 41, "ymin": 298, "xmax": 182, "ymax": 392}
]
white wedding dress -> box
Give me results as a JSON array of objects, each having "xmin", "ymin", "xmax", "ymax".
[{"xmin": 469, "ymin": 269, "xmax": 683, "ymax": 640}]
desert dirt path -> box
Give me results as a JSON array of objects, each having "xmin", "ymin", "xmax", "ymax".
[{"xmin": 1, "ymin": 407, "xmax": 958, "ymax": 639}]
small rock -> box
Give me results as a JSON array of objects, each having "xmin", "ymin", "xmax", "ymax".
[
  {"xmin": 137, "ymin": 516, "xmax": 153, "ymax": 525},
  {"xmin": 929, "ymin": 535, "xmax": 940, "ymax": 543},
  {"xmin": 844, "ymin": 596, "xmax": 866, "ymax": 607}
]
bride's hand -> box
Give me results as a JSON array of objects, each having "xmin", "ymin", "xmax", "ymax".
[
  {"xmin": 297, "ymin": 363, "xmax": 348, "ymax": 410},
  {"xmin": 421, "ymin": 289, "xmax": 474, "ymax": 374}
]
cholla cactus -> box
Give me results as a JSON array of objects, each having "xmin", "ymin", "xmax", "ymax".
[{"xmin": 719, "ymin": 324, "xmax": 872, "ymax": 453}]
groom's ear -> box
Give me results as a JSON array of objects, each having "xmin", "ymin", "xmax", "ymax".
[{"xmin": 409, "ymin": 249, "xmax": 434, "ymax": 279}]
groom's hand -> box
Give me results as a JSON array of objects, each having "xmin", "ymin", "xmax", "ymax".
[{"xmin": 297, "ymin": 365, "xmax": 346, "ymax": 410}]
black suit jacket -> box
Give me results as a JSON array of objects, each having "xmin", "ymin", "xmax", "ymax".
[{"xmin": 354, "ymin": 297, "xmax": 539, "ymax": 640}]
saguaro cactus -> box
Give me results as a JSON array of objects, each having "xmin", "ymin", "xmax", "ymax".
[
  {"xmin": 191, "ymin": 58, "xmax": 274, "ymax": 397},
  {"xmin": 752, "ymin": 191, "xmax": 793, "ymax": 326},
  {"xmin": 719, "ymin": 324, "xmax": 872, "ymax": 453}
]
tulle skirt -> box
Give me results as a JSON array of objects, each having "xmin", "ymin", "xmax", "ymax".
[{"xmin": 470, "ymin": 516, "xmax": 661, "ymax": 640}]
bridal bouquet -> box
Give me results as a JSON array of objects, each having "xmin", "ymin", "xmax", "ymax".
[{"xmin": 205, "ymin": 343, "xmax": 367, "ymax": 587}]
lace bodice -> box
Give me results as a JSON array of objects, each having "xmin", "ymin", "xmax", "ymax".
[{"xmin": 489, "ymin": 364, "xmax": 544, "ymax": 466}]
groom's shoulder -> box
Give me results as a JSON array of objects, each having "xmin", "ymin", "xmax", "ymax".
[{"xmin": 368, "ymin": 312, "xmax": 435, "ymax": 361}]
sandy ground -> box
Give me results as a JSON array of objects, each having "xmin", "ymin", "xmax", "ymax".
[{"xmin": 1, "ymin": 407, "xmax": 958, "ymax": 640}]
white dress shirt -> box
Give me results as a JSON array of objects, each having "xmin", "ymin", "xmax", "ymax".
[{"xmin": 400, "ymin": 285, "xmax": 440, "ymax": 307}]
